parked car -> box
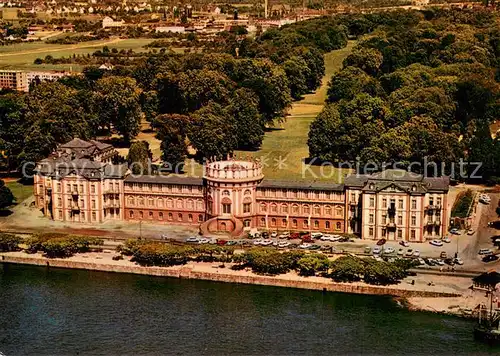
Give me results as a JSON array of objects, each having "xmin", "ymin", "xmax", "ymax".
[
  {"xmin": 210, "ymin": 238, "xmax": 218, "ymax": 244},
  {"xmin": 270, "ymin": 232, "xmax": 278, "ymax": 238},
  {"xmin": 442, "ymin": 236, "xmax": 451, "ymax": 243},
  {"xmin": 430, "ymin": 240, "xmax": 443, "ymax": 247},
  {"xmin": 261, "ymin": 239, "xmax": 273, "ymax": 246},
  {"xmin": 372, "ymin": 246, "xmax": 382, "ymax": 254},
  {"xmin": 301, "ymin": 234, "xmax": 313, "ymax": 243},
  {"xmin": 397, "ymin": 248, "xmax": 404, "ymax": 256},
  {"xmin": 440, "ymin": 251, "xmax": 448, "ymax": 259},
  {"xmin": 383, "ymin": 246, "xmax": 395, "ymax": 254},
  {"xmin": 364, "ymin": 246, "xmax": 371, "ymax": 254},
  {"xmin": 418, "ymin": 258, "xmax": 426, "ymax": 265},
  {"xmin": 321, "ymin": 234, "xmax": 332, "ymax": 241},
  {"xmin": 311, "ymin": 232, "xmax": 323, "ymax": 239},
  {"xmin": 217, "ymin": 239, "xmax": 228, "ymax": 246},
  {"xmin": 261, "ymin": 232, "xmax": 269, "ymax": 238},
  {"xmin": 478, "ymin": 248, "xmax": 493, "ymax": 255},
  {"xmin": 278, "ymin": 232, "xmax": 290, "ymax": 239},
  {"xmin": 449, "ymin": 228, "xmax": 460, "ymax": 235},
  {"xmin": 186, "ymin": 236, "xmax": 199, "ymax": 243},
  {"xmin": 413, "ymin": 250, "xmax": 420, "ymax": 257},
  {"xmin": 198, "ymin": 238, "xmax": 210, "ymax": 244},
  {"xmin": 444, "ymin": 258, "xmax": 455, "ymax": 266},
  {"xmin": 405, "ymin": 249, "xmax": 414, "ymax": 257},
  {"xmin": 467, "ymin": 229, "xmax": 475, "ymax": 236},
  {"xmin": 308, "ymin": 244, "xmax": 321, "ymax": 250},
  {"xmin": 329, "ymin": 235, "xmax": 342, "ymax": 242},
  {"xmin": 253, "ymin": 239, "xmax": 263, "ymax": 246},
  {"xmin": 435, "ymin": 259, "xmax": 445, "ymax": 266},
  {"xmin": 424, "ymin": 258, "xmax": 435, "ymax": 266},
  {"xmin": 454, "ymin": 257, "xmax": 464, "ymax": 265},
  {"xmin": 482, "ymin": 254, "xmax": 499, "ymax": 263},
  {"xmin": 278, "ymin": 241, "xmax": 290, "ymax": 248},
  {"xmin": 299, "ymin": 243, "xmax": 312, "ymax": 249},
  {"xmin": 399, "ymin": 240, "xmax": 410, "ymax": 247},
  {"xmin": 487, "ymin": 221, "xmax": 500, "ymax": 229},
  {"xmin": 290, "ymin": 232, "xmax": 301, "ymax": 239},
  {"xmin": 376, "ymin": 239, "xmax": 387, "ymax": 246}
]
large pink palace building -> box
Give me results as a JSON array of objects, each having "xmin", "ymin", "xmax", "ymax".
[{"xmin": 34, "ymin": 138, "xmax": 450, "ymax": 241}]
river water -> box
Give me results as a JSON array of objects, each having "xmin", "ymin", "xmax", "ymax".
[{"xmin": 0, "ymin": 264, "xmax": 498, "ymax": 355}]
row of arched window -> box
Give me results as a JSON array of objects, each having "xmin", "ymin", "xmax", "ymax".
[
  {"xmin": 259, "ymin": 203, "xmax": 343, "ymax": 216},
  {"xmin": 128, "ymin": 210, "xmax": 204, "ymax": 223},
  {"xmin": 259, "ymin": 218, "xmax": 342, "ymax": 230},
  {"xmin": 126, "ymin": 196, "xmax": 204, "ymax": 210}
]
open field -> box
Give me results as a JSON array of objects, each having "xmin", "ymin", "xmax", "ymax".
[
  {"xmin": 5, "ymin": 180, "xmax": 33, "ymax": 204},
  {"xmin": 0, "ymin": 38, "xmax": 155, "ymax": 71}
]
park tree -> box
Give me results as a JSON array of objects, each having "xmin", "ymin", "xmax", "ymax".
[
  {"xmin": 297, "ymin": 254, "xmax": 330, "ymax": 276},
  {"xmin": 467, "ymin": 123, "xmax": 500, "ymax": 182},
  {"xmin": 329, "ymin": 256, "xmax": 364, "ymax": 282},
  {"xmin": 308, "ymin": 104, "xmax": 342, "ymax": 162},
  {"xmin": 283, "ymin": 56, "xmax": 311, "ymax": 100},
  {"xmin": 0, "ymin": 93, "xmax": 27, "ymax": 170},
  {"xmin": 343, "ymin": 47, "xmax": 383, "ymax": 75},
  {"xmin": 187, "ymin": 102, "xmax": 237, "ymax": 160},
  {"xmin": 127, "ymin": 141, "xmax": 152, "ymax": 175},
  {"xmin": 327, "ymin": 66, "xmax": 383, "ymax": 103},
  {"xmin": 95, "ymin": 76, "xmax": 143, "ymax": 143},
  {"xmin": 152, "ymin": 114, "xmax": 190, "ymax": 172},
  {"xmin": 226, "ymin": 88, "xmax": 264, "ymax": 150},
  {"xmin": 0, "ymin": 179, "xmax": 14, "ymax": 209}
]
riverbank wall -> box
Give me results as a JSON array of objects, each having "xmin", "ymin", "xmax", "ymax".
[{"xmin": 0, "ymin": 254, "xmax": 461, "ymax": 298}]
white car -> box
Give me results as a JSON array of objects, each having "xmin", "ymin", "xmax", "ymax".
[
  {"xmin": 454, "ymin": 257, "xmax": 464, "ymax": 265},
  {"xmin": 186, "ymin": 236, "xmax": 199, "ymax": 243},
  {"xmin": 413, "ymin": 250, "xmax": 421, "ymax": 257},
  {"xmin": 261, "ymin": 239, "xmax": 273, "ymax": 246},
  {"xmin": 478, "ymin": 248, "xmax": 492, "ymax": 255},
  {"xmin": 442, "ymin": 236, "xmax": 451, "ymax": 243},
  {"xmin": 435, "ymin": 259, "xmax": 445, "ymax": 266},
  {"xmin": 311, "ymin": 232, "xmax": 323, "ymax": 239},
  {"xmin": 198, "ymin": 238, "xmax": 210, "ymax": 244},
  {"xmin": 320, "ymin": 234, "xmax": 332, "ymax": 241},
  {"xmin": 399, "ymin": 241, "xmax": 410, "ymax": 247},
  {"xmin": 299, "ymin": 243, "xmax": 312, "ymax": 249},
  {"xmin": 209, "ymin": 238, "xmax": 218, "ymax": 244},
  {"xmin": 430, "ymin": 240, "xmax": 443, "ymax": 247},
  {"xmin": 279, "ymin": 232, "xmax": 290, "ymax": 239},
  {"xmin": 271, "ymin": 232, "xmax": 278, "ymax": 238},
  {"xmin": 466, "ymin": 229, "xmax": 475, "ymax": 236},
  {"xmin": 383, "ymin": 247, "xmax": 395, "ymax": 254},
  {"xmin": 418, "ymin": 258, "xmax": 426, "ymax": 265},
  {"xmin": 372, "ymin": 246, "xmax": 381, "ymax": 254},
  {"xmin": 253, "ymin": 239, "xmax": 263, "ymax": 246},
  {"xmin": 278, "ymin": 241, "xmax": 290, "ymax": 248},
  {"xmin": 330, "ymin": 235, "xmax": 342, "ymax": 242}
]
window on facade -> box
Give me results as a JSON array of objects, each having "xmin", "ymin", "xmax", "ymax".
[
  {"xmin": 429, "ymin": 197, "xmax": 434, "ymax": 206},
  {"xmin": 369, "ymin": 214, "xmax": 374, "ymax": 224},
  {"xmin": 92, "ymin": 199, "xmax": 96, "ymax": 209},
  {"xmin": 139, "ymin": 197, "xmax": 144, "ymax": 206},
  {"xmin": 187, "ymin": 200, "xmax": 193, "ymax": 209},
  {"xmin": 188, "ymin": 214, "xmax": 193, "ymax": 222},
  {"xmin": 411, "ymin": 215, "xmax": 416, "ymax": 226},
  {"xmin": 437, "ymin": 197, "xmax": 441, "ymax": 207},
  {"xmin": 313, "ymin": 205, "xmax": 320, "ymax": 215},
  {"xmin": 303, "ymin": 220, "xmax": 309, "ymax": 228},
  {"xmin": 271, "ymin": 204, "xmax": 277, "ymax": 213},
  {"xmin": 281, "ymin": 204, "xmax": 288, "ymax": 214},
  {"xmin": 57, "ymin": 183, "xmax": 61, "ymax": 193},
  {"xmin": 222, "ymin": 203, "xmax": 231, "ymax": 214},
  {"xmin": 139, "ymin": 211, "xmax": 144, "ymax": 219},
  {"xmin": 411, "ymin": 229, "xmax": 416, "ymax": 240},
  {"xmin": 92, "ymin": 212, "xmax": 97, "ymax": 221},
  {"xmin": 197, "ymin": 201, "xmax": 203, "ymax": 210},
  {"xmin": 281, "ymin": 219, "xmax": 287, "ymax": 227},
  {"xmin": 57, "ymin": 197, "xmax": 62, "ymax": 207},
  {"xmin": 178, "ymin": 213, "xmax": 183, "ymax": 221},
  {"xmin": 91, "ymin": 185, "xmax": 95, "ymax": 194},
  {"xmin": 369, "ymin": 227, "xmax": 374, "ymax": 236},
  {"xmin": 177, "ymin": 200, "xmax": 183, "ymax": 209},
  {"xmin": 292, "ymin": 219, "xmax": 298, "ymax": 228},
  {"xmin": 382, "ymin": 228, "xmax": 386, "ymax": 237},
  {"xmin": 303, "ymin": 205, "xmax": 310, "ymax": 215},
  {"xmin": 398, "ymin": 229, "xmax": 402, "ymax": 238},
  {"xmin": 398, "ymin": 215, "xmax": 403, "ymax": 225},
  {"xmin": 369, "ymin": 197, "xmax": 375, "ymax": 207},
  {"xmin": 292, "ymin": 205, "xmax": 299, "ymax": 214},
  {"xmin": 149, "ymin": 198, "xmax": 154, "ymax": 207},
  {"xmin": 382, "ymin": 214, "xmax": 386, "ymax": 223},
  {"xmin": 243, "ymin": 203, "xmax": 251, "ymax": 214},
  {"xmin": 244, "ymin": 219, "xmax": 251, "ymax": 227},
  {"xmin": 325, "ymin": 206, "xmax": 331, "ymax": 216},
  {"xmin": 398, "ymin": 199, "xmax": 403, "ymax": 209},
  {"xmin": 260, "ymin": 218, "xmax": 266, "ymax": 227},
  {"xmin": 314, "ymin": 220, "xmax": 319, "ymax": 229},
  {"xmin": 198, "ymin": 214, "xmax": 203, "ymax": 222},
  {"xmin": 260, "ymin": 203, "xmax": 267, "ymax": 213},
  {"xmin": 382, "ymin": 198, "xmax": 387, "ymax": 208},
  {"xmin": 271, "ymin": 218, "xmax": 276, "ymax": 227},
  {"xmin": 412, "ymin": 199, "xmax": 417, "ymax": 209},
  {"xmin": 222, "ymin": 190, "xmax": 230, "ymax": 196},
  {"xmin": 168, "ymin": 213, "xmax": 173, "ymax": 221},
  {"xmin": 129, "ymin": 211, "xmax": 134, "ymax": 218},
  {"xmin": 159, "ymin": 212, "xmax": 163, "ymax": 220},
  {"xmin": 149, "ymin": 211, "xmax": 153, "ymax": 219},
  {"xmin": 158, "ymin": 199, "xmax": 163, "ymax": 208},
  {"xmin": 336, "ymin": 222, "xmax": 341, "ymax": 231},
  {"xmin": 325, "ymin": 221, "xmax": 330, "ymax": 230}
]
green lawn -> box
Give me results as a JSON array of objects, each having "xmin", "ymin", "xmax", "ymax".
[{"xmin": 6, "ymin": 181, "xmax": 33, "ymax": 204}]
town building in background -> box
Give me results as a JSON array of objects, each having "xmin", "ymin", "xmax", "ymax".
[
  {"xmin": 0, "ymin": 69, "xmax": 72, "ymax": 91},
  {"xmin": 34, "ymin": 139, "xmax": 450, "ymax": 241}
]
